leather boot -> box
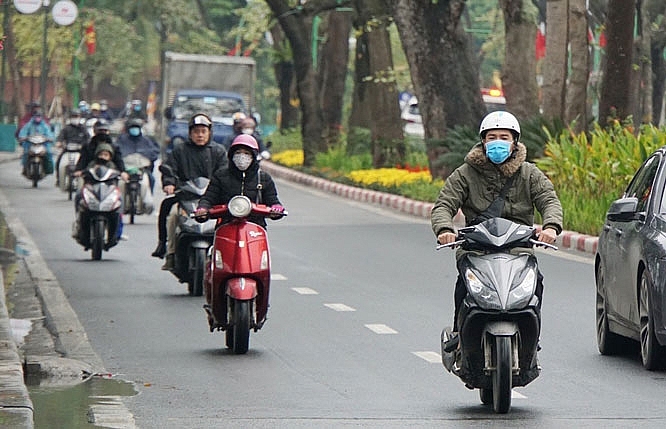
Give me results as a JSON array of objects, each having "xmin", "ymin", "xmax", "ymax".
[
  {"xmin": 151, "ymin": 241, "xmax": 166, "ymax": 258},
  {"xmin": 161, "ymin": 254, "xmax": 175, "ymax": 271}
]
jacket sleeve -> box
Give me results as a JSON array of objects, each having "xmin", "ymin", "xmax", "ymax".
[
  {"xmin": 529, "ymin": 165, "xmax": 563, "ymax": 234},
  {"xmin": 112, "ymin": 143, "xmax": 126, "ymax": 171},
  {"xmin": 198, "ymin": 172, "xmax": 223, "ymax": 209},
  {"xmin": 160, "ymin": 149, "xmax": 179, "ymax": 188},
  {"xmin": 431, "ymin": 167, "xmax": 468, "ymax": 237},
  {"xmin": 261, "ymin": 173, "xmax": 281, "ymax": 206}
]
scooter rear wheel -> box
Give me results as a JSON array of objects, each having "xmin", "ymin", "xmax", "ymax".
[
  {"xmin": 188, "ymin": 248, "xmax": 205, "ymax": 297},
  {"xmin": 480, "ymin": 388, "xmax": 492, "ymax": 405},
  {"xmin": 31, "ymin": 163, "xmax": 40, "ymax": 188},
  {"xmin": 493, "ymin": 336, "xmax": 512, "ymax": 413}
]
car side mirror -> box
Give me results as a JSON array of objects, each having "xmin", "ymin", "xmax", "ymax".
[{"xmin": 606, "ymin": 197, "xmax": 639, "ymax": 222}]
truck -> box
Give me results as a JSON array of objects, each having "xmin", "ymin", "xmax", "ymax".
[{"xmin": 160, "ymin": 51, "xmax": 256, "ymax": 152}]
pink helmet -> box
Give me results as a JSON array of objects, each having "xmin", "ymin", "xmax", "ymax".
[{"xmin": 229, "ymin": 134, "xmax": 259, "ymax": 155}]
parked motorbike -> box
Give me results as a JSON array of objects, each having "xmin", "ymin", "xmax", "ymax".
[
  {"xmin": 23, "ymin": 134, "xmax": 52, "ymax": 188},
  {"xmin": 58, "ymin": 140, "xmax": 83, "ymax": 200},
  {"xmin": 73, "ymin": 165, "xmax": 122, "ymax": 260},
  {"xmin": 168, "ymin": 177, "xmax": 216, "ymax": 297},
  {"xmin": 202, "ymin": 195, "xmax": 286, "ymax": 354},
  {"xmin": 437, "ymin": 217, "xmax": 556, "ymax": 414},
  {"xmin": 121, "ymin": 153, "xmax": 154, "ymax": 224}
]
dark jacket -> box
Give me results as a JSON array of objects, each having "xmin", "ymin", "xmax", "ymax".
[
  {"xmin": 76, "ymin": 135, "xmax": 125, "ymax": 172},
  {"xmin": 431, "ymin": 142, "xmax": 563, "ymax": 238},
  {"xmin": 160, "ymin": 139, "xmax": 228, "ymax": 188},
  {"xmin": 57, "ymin": 124, "xmax": 89, "ymax": 146},
  {"xmin": 198, "ymin": 155, "xmax": 281, "ymax": 227},
  {"xmin": 116, "ymin": 133, "xmax": 160, "ymax": 163}
]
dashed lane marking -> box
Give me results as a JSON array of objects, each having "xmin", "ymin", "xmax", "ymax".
[
  {"xmin": 412, "ymin": 351, "xmax": 441, "ymax": 363},
  {"xmin": 291, "ymin": 287, "xmax": 318, "ymax": 295},
  {"xmin": 271, "ymin": 273, "xmax": 287, "ymax": 280},
  {"xmin": 324, "ymin": 303, "xmax": 356, "ymax": 312},
  {"xmin": 365, "ymin": 324, "xmax": 398, "ymax": 334}
]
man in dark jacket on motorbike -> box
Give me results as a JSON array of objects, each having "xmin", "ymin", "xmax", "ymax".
[
  {"xmin": 116, "ymin": 118, "xmax": 160, "ymax": 209},
  {"xmin": 194, "ymin": 134, "xmax": 284, "ymax": 227},
  {"xmin": 75, "ymin": 119, "xmax": 126, "ymax": 177},
  {"xmin": 152, "ymin": 113, "xmax": 228, "ymax": 270},
  {"xmin": 431, "ymin": 111, "xmax": 562, "ymax": 351},
  {"xmin": 55, "ymin": 109, "xmax": 89, "ymax": 187}
]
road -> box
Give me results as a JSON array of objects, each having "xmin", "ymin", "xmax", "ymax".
[{"xmin": 1, "ymin": 159, "xmax": 665, "ymax": 428}]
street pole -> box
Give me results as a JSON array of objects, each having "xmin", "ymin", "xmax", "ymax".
[
  {"xmin": 72, "ymin": 0, "xmax": 84, "ymax": 106},
  {"xmin": 0, "ymin": 0, "xmax": 10, "ymax": 119},
  {"xmin": 39, "ymin": 0, "xmax": 50, "ymax": 109}
]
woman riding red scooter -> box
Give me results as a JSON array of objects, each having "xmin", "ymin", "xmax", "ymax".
[{"xmin": 194, "ymin": 134, "xmax": 286, "ymax": 354}]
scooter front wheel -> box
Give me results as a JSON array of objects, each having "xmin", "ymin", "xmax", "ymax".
[
  {"xmin": 229, "ymin": 299, "xmax": 250, "ymax": 354},
  {"xmin": 493, "ymin": 336, "xmax": 512, "ymax": 414},
  {"xmin": 91, "ymin": 218, "xmax": 105, "ymax": 261}
]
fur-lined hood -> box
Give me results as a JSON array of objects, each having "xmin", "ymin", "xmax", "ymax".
[{"xmin": 465, "ymin": 141, "xmax": 527, "ymax": 177}]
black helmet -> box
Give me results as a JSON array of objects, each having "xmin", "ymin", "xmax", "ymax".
[
  {"xmin": 126, "ymin": 118, "xmax": 144, "ymax": 129},
  {"xmin": 188, "ymin": 113, "xmax": 212, "ymax": 130},
  {"xmin": 93, "ymin": 118, "xmax": 110, "ymax": 132},
  {"xmin": 69, "ymin": 108, "xmax": 81, "ymax": 117}
]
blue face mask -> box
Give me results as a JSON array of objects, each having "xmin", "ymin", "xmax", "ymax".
[
  {"xmin": 128, "ymin": 127, "xmax": 141, "ymax": 137},
  {"xmin": 485, "ymin": 140, "xmax": 513, "ymax": 164}
]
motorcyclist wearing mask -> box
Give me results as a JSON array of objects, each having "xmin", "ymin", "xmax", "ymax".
[
  {"xmin": 222, "ymin": 112, "xmax": 268, "ymax": 155},
  {"xmin": 75, "ymin": 119, "xmax": 126, "ymax": 178},
  {"xmin": 431, "ymin": 111, "xmax": 562, "ymax": 351},
  {"xmin": 152, "ymin": 113, "xmax": 228, "ymax": 269},
  {"xmin": 194, "ymin": 134, "xmax": 284, "ymax": 228},
  {"xmin": 55, "ymin": 109, "xmax": 89, "ymax": 187},
  {"xmin": 116, "ymin": 118, "xmax": 160, "ymax": 193},
  {"xmin": 17, "ymin": 107, "xmax": 55, "ymax": 176}
]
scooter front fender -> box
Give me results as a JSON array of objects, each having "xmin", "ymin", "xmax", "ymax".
[
  {"xmin": 227, "ymin": 277, "xmax": 258, "ymax": 300},
  {"xmin": 483, "ymin": 321, "xmax": 519, "ymax": 337}
]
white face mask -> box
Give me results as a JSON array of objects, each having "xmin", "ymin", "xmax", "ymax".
[
  {"xmin": 241, "ymin": 128, "xmax": 254, "ymax": 135},
  {"xmin": 232, "ymin": 152, "xmax": 253, "ymax": 171},
  {"xmin": 69, "ymin": 118, "xmax": 80, "ymax": 126}
]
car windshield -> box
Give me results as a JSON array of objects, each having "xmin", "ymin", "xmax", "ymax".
[{"xmin": 172, "ymin": 96, "xmax": 245, "ymax": 122}]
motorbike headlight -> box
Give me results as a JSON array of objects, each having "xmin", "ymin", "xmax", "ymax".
[
  {"xmin": 465, "ymin": 268, "xmax": 502, "ymax": 310},
  {"xmin": 508, "ymin": 269, "xmax": 536, "ymax": 309},
  {"xmin": 228, "ymin": 196, "xmax": 252, "ymax": 217}
]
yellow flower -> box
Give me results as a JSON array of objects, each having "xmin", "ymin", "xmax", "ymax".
[
  {"xmin": 272, "ymin": 150, "xmax": 304, "ymax": 167},
  {"xmin": 346, "ymin": 168, "xmax": 434, "ymax": 187}
]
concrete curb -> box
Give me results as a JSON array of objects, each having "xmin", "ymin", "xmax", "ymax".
[{"xmin": 260, "ymin": 160, "xmax": 598, "ymax": 255}]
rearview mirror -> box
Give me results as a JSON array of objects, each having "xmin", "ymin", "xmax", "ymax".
[{"xmin": 606, "ymin": 197, "xmax": 639, "ymax": 222}]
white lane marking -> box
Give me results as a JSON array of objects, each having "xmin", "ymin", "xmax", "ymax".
[
  {"xmin": 512, "ymin": 390, "xmax": 527, "ymax": 399},
  {"xmin": 271, "ymin": 273, "xmax": 288, "ymax": 280},
  {"xmin": 412, "ymin": 351, "xmax": 441, "ymax": 363},
  {"xmin": 291, "ymin": 287, "xmax": 319, "ymax": 295},
  {"xmin": 324, "ymin": 303, "xmax": 356, "ymax": 312},
  {"xmin": 365, "ymin": 324, "xmax": 398, "ymax": 334}
]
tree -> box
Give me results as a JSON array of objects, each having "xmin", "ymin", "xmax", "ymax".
[
  {"xmin": 499, "ymin": 0, "xmax": 540, "ymax": 120},
  {"xmin": 264, "ymin": 0, "xmax": 352, "ymax": 166},
  {"xmin": 648, "ymin": 0, "xmax": 666, "ymax": 125},
  {"xmin": 391, "ymin": 0, "xmax": 486, "ymax": 179},
  {"xmin": 598, "ymin": 0, "xmax": 636, "ymax": 124},
  {"xmin": 351, "ymin": 0, "xmax": 404, "ymax": 167},
  {"xmin": 564, "ymin": 0, "xmax": 590, "ymax": 131}
]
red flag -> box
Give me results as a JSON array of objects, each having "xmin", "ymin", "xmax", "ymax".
[
  {"xmin": 535, "ymin": 27, "xmax": 546, "ymax": 60},
  {"xmin": 85, "ymin": 22, "xmax": 96, "ymax": 55},
  {"xmin": 228, "ymin": 40, "xmax": 241, "ymax": 56}
]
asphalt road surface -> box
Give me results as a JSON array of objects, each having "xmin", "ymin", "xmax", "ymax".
[{"xmin": 1, "ymin": 159, "xmax": 666, "ymax": 428}]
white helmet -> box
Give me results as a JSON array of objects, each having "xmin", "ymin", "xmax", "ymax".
[{"xmin": 479, "ymin": 111, "xmax": 520, "ymax": 140}]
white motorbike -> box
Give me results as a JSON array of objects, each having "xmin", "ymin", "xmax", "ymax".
[
  {"xmin": 58, "ymin": 141, "xmax": 83, "ymax": 200},
  {"xmin": 120, "ymin": 153, "xmax": 154, "ymax": 224}
]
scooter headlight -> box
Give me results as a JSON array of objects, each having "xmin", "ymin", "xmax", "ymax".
[
  {"xmin": 508, "ymin": 268, "xmax": 536, "ymax": 309},
  {"xmin": 228, "ymin": 195, "xmax": 252, "ymax": 218},
  {"xmin": 465, "ymin": 268, "xmax": 501, "ymax": 310}
]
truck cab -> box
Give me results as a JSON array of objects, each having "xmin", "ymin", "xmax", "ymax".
[{"xmin": 164, "ymin": 89, "xmax": 246, "ymax": 153}]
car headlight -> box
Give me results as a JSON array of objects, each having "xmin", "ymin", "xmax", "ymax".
[
  {"xmin": 465, "ymin": 268, "xmax": 502, "ymax": 310},
  {"xmin": 228, "ymin": 195, "xmax": 252, "ymax": 217}
]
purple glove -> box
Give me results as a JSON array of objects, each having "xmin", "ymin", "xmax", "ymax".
[{"xmin": 270, "ymin": 204, "xmax": 286, "ymax": 219}]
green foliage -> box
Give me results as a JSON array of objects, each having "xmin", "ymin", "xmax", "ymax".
[
  {"xmin": 346, "ymin": 127, "xmax": 372, "ymax": 156},
  {"xmin": 315, "ymin": 144, "xmax": 373, "ymax": 173},
  {"xmin": 265, "ymin": 128, "xmax": 302, "ymax": 152},
  {"xmin": 536, "ymin": 123, "xmax": 666, "ymax": 235},
  {"xmin": 519, "ymin": 115, "xmax": 566, "ymax": 161}
]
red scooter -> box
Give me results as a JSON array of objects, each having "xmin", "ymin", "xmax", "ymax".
[{"xmin": 202, "ymin": 195, "xmax": 286, "ymax": 354}]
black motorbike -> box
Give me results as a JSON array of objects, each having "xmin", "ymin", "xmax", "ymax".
[
  {"xmin": 437, "ymin": 217, "xmax": 556, "ymax": 414},
  {"xmin": 58, "ymin": 141, "xmax": 83, "ymax": 200},
  {"xmin": 169, "ymin": 177, "xmax": 216, "ymax": 296},
  {"xmin": 73, "ymin": 165, "xmax": 123, "ymax": 260}
]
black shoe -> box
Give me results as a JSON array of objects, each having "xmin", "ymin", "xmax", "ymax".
[
  {"xmin": 443, "ymin": 332, "xmax": 459, "ymax": 353},
  {"xmin": 161, "ymin": 254, "xmax": 174, "ymax": 271},
  {"xmin": 151, "ymin": 241, "xmax": 166, "ymax": 259}
]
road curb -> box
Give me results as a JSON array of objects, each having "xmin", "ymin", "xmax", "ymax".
[{"xmin": 260, "ymin": 160, "xmax": 598, "ymax": 255}]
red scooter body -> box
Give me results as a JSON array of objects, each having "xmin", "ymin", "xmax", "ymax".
[{"xmin": 203, "ymin": 196, "xmax": 285, "ymax": 354}]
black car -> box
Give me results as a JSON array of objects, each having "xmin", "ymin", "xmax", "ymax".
[{"xmin": 595, "ymin": 147, "xmax": 666, "ymax": 370}]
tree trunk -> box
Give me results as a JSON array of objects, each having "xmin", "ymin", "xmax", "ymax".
[
  {"xmin": 353, "ymin": 0, "xmax": 404, "ymax": 168},
  {"xmin": 541, "ymin": 0, "xmax": 568, "ymax": 120},
  {"xmin": 564, "ymin": 0, "xmax": 589, "ymax": 132},
  {"xmin": 647, "ymin": 0, "xmax": 666, "ymax": 126},
  {"xmin": 500, "ymin": 0, "xmax": 540, "ymax": 120},
  {"xmin": 270, "ymin": 25, "xmax": 300, "ymax": 130},
  {"xmin": 318, "ymin": 10, "xmax": 352, "ymax": 148},
  {"xmin": 392, "ymin": 0, "xmax": 485, "ymax": 179},
  {"xmin": 630, "ymin": 1, "xmax": 652, "ymax": 126},
  {"xmin": 599, "ymin": 0, "xmax": 636, "ymax": 124}
]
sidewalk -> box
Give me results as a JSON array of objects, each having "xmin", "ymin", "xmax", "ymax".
[{"xmin": 0, "ymin": 147, "xmax": 33, "ymax": 428}]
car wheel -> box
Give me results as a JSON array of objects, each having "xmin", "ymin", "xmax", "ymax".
[
  {"xmin": 596, "ymin": 260, "xmax": 623, "ymax": 355},
  {"xmin": 639, "ymin": 270, "xmax": 665, "ymax": 370}
]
